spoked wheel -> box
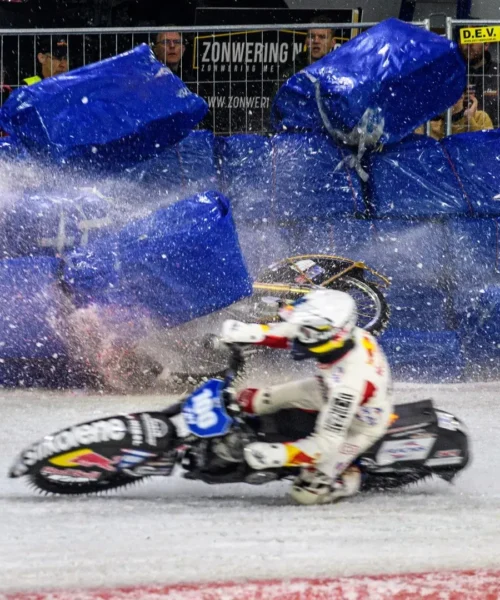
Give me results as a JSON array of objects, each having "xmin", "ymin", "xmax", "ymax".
[
  {"xmin": 28, "ymin": 471, "xmax": 148, "ymax": 495},
  {"xmin": 228, "ymin": 255, "xmax": 390, "ymax": 336},
  {"xmin": 332, "ymin": 275, "xmax": 389, "ymax": 335}
]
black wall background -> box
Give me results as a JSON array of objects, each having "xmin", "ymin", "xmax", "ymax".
[{"xmin": 0, "ymin": 0, "xmax": 290, "ymax": 28}]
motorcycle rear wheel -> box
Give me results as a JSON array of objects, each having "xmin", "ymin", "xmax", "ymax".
[{"xmin": 28, "ymin": 471, "xmax": 148, "ymax": 495}]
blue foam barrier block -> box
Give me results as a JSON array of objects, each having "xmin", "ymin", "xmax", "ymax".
[
  {"xmin": 386, "ymin": 285, "xmax": 452, "ymax": 330},
  {"xmin": 380, "ymin": 329, "xmax": 463, "ymax": 381},
  {"xmin": 0, "ymin": 44, "xmax": 207, "ymax": 169},
  {"xmin": 367, "ymin": 134, "xmax": 468, "ymax": 217},
  {"xmin": 441, "ymin": 130, "xmax": 500, "ymax": 216},
  {"xmin": 273, "ymin": 133, "xmax": 363, "ymax": 218},
  {"xmin": 65, "ymin": 191, "xmax": 253, "ymax": 326},
  {"xmin": 125, "ymin": 130, "xmax": 218, "ymax": 194},
  {"xmin": 366, "ymin": 219, "xmax": 451, "ymax": 285},
  {"xmin": 0, "ymin": 256, "xmax": 67, "ymax": 359},
  {"xmin": 272, "ymin": 18, "xmax": 465, "ymax": 146},
  {"xmin": 446, "ymin": 217, "xmax": 500, "ymax": 287}
]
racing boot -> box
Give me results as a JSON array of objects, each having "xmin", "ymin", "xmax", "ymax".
[{"xmin": 289, "ymin": 465, "xmax": 362, "ymax": 505}]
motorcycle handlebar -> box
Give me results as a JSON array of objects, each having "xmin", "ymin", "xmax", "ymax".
[
  {"xmin": 227, "ymin": 343, "xmax": 246, "ymax": 378},
  {"xmin": 202, "ymin": 334, "xmax": 247, "ymax": 381}
]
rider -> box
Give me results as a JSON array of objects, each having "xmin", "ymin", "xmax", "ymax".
[{"xmin": 221, "ymin": 289, "xmax": 392, "ymax": 505}]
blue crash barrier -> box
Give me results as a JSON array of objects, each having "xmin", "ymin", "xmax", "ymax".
[
  {"xmin": 219, "ymin": 134, "xmax": 274, "ymax": 223},
  {"xmin": 219, "ymin": 133, "xmax": 362, "ymax": 222},
  {"xmin": 366, "ymin": 219, "xmax": 451, "ymax": 286},
  {"xmin": 65, "ymin": 191, "xmax": 253, "ymax": 327},
  {"xmin": 386, "ymin": 286, "xmax": 451, "ymax": 331},
  {"xmin": 125, "ymin": 130, "xmax": 218, "ymax": 194},
  {"xmin": 445, "ymin": 218, "xmax": 500, "ymax": 287},
  {"xmin": 3, "ymin": 72, "xmax": 500, "ymax": 384},
  {"xmin": 367, "ymin": 134, "xmax": 470, "ymax": 217},
  {"xmin": 0, "ymin": 257, "xmax": 71, "ymax": 387},
  {"xmin": 273, "ymin": 134, "xmax": 363, "ymax": 218},
  {"xmin": 272, "ymin": 18, "xmax": 465, "ymax": 146},
  {"xmin": 0, "ymin": 44, "xmax": 207, "ymax": 168},
  {"xmin": 380, "ymin": 330, "xmax": 464, "ymax": 382},
  {"xmin": 441, "ymin": 130, "xmax": 500, "ymax": 217},
  {"xmin": 1, "ymin": 188, "xmax": 112, "ymax": 259}
]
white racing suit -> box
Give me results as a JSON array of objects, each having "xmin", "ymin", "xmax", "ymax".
[{"xmin": 237, "ymin": 325, "xmax": 392, "ymax": 504}]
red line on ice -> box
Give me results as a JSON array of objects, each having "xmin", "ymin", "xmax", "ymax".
[{"xmin": 3, "ymin": 569, "xmax": 500, "ymax": 599}]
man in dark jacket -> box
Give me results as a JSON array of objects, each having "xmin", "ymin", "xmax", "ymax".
[
  {"xmin": 460, "ymin": 41, "xmax": 500, "ymax": 128},
  {"xmin": 153, "ymin": 30, "xmax": 195, "ymax": 83},
  {"xmin": 280, "ymin": 19, "xmax": 336, "ymax": 84},
  {"xmin": 23, "ymin": 38, "xmax": 68, "ymax": 85}
]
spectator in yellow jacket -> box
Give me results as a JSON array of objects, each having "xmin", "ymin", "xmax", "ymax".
[{"xmin": 416, "ymin": 87, "xmax": 493, "ymax": 140}]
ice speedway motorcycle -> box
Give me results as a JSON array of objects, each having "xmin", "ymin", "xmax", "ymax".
[{"xmin": 9, "ymin": 341, "xmax": 470, "ymax": 496}]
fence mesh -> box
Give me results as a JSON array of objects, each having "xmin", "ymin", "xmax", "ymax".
[{"xmin": 1, "ymin": 21, "xmax": 499, "ymax": 137}]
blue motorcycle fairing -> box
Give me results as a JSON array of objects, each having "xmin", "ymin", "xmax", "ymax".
[{"xmin": 182, "ymin": 379, "xmax": 234, "ymax": 438}]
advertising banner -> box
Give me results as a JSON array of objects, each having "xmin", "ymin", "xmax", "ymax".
[{"xmin": 187, "ymin": 8, "xmax": 361, "ymax": 134}]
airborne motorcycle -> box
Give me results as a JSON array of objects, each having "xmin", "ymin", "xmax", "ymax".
[{"xmin": 9, "ymin": 345, "xmax": 469, "ymax": 496}]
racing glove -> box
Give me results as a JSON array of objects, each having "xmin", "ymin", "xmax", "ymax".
[{"xmin": 221, "ymin": 319, "xmax": 298, "ymax": 346}]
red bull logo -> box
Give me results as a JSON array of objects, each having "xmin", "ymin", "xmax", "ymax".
[
  {"xmin": 49, "ymin": 449, "xmax": 117, "ymax": 472},
  {"xmin": 362, "ymin": 335, "xmax": 376, "ymax": 365},
  {"xmin": 284, "ymin": 444, "xmax": 317, "ymax": 467}
]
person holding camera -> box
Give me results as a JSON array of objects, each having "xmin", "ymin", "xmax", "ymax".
[
  {"xmin": 451, "ymin": 85, "xmax": 493, "ymax": 134},
  {"xmin": 459, "ymin": 39, "xmax": 499, "ymax": 128},
  {"xmin": 416, "ymin": 86, "xmax": 493, "ymax": 140}
]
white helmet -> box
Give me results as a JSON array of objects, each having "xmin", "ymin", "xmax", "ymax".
[{"xmin": 279, "ymin": 289, "xmax": 357, "ymax": 362}]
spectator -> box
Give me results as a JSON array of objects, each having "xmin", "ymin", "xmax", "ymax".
[
  {"xmin": 1, "ymin": 67, "xmax": 12, "ymax": 136},
  {"xmin": 153, "ymin": 30, "xmax": 189, "ymax": 77},
  {"xmin": 23, "ymin": 38, "xmax": 68, "ymax": 85},
  {"xmin": 1, "ymin": 66, "xmax": 12, "ymax": 105},
  {"xmin": 416, "ymin": 88, "xmax": 493, "ymax": 140},
  {"xmin": 459, "ymin": 39, "xmax": 499, "ymax": 128},
  {"xmin": 281, "ymin": 15, "xmax": 336, "ymax": 81}
]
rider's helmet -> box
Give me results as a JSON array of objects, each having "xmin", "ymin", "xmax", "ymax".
[{"xmin": 279, "ymin": 289, "xmax": 357, "ymax": 363}]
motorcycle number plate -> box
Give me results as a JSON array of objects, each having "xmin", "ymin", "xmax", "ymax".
[{"xmin": 182, "ymin": 379, "xmax": 233, "ymax": 438}]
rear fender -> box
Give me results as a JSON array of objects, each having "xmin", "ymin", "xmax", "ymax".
[{"xmin": 360, "ymin": 400, "xmax": 469, "ymax": 472}]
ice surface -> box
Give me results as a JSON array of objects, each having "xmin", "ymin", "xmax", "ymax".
[{"xmin": 1, "ymin": 382, "xmax": 499, "ymax": 593}]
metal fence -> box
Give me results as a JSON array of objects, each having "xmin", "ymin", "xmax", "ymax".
[
  {"xmin": 446, "ymin": 18, "xmax": 500, "ymax": 135},
  {"xmin": 0, "ymin": 22, "xmax": 423, "ymax": 136},
  {"xmin": 0, "ymin": 20, "xmax": 498, "ymax": 137}
]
